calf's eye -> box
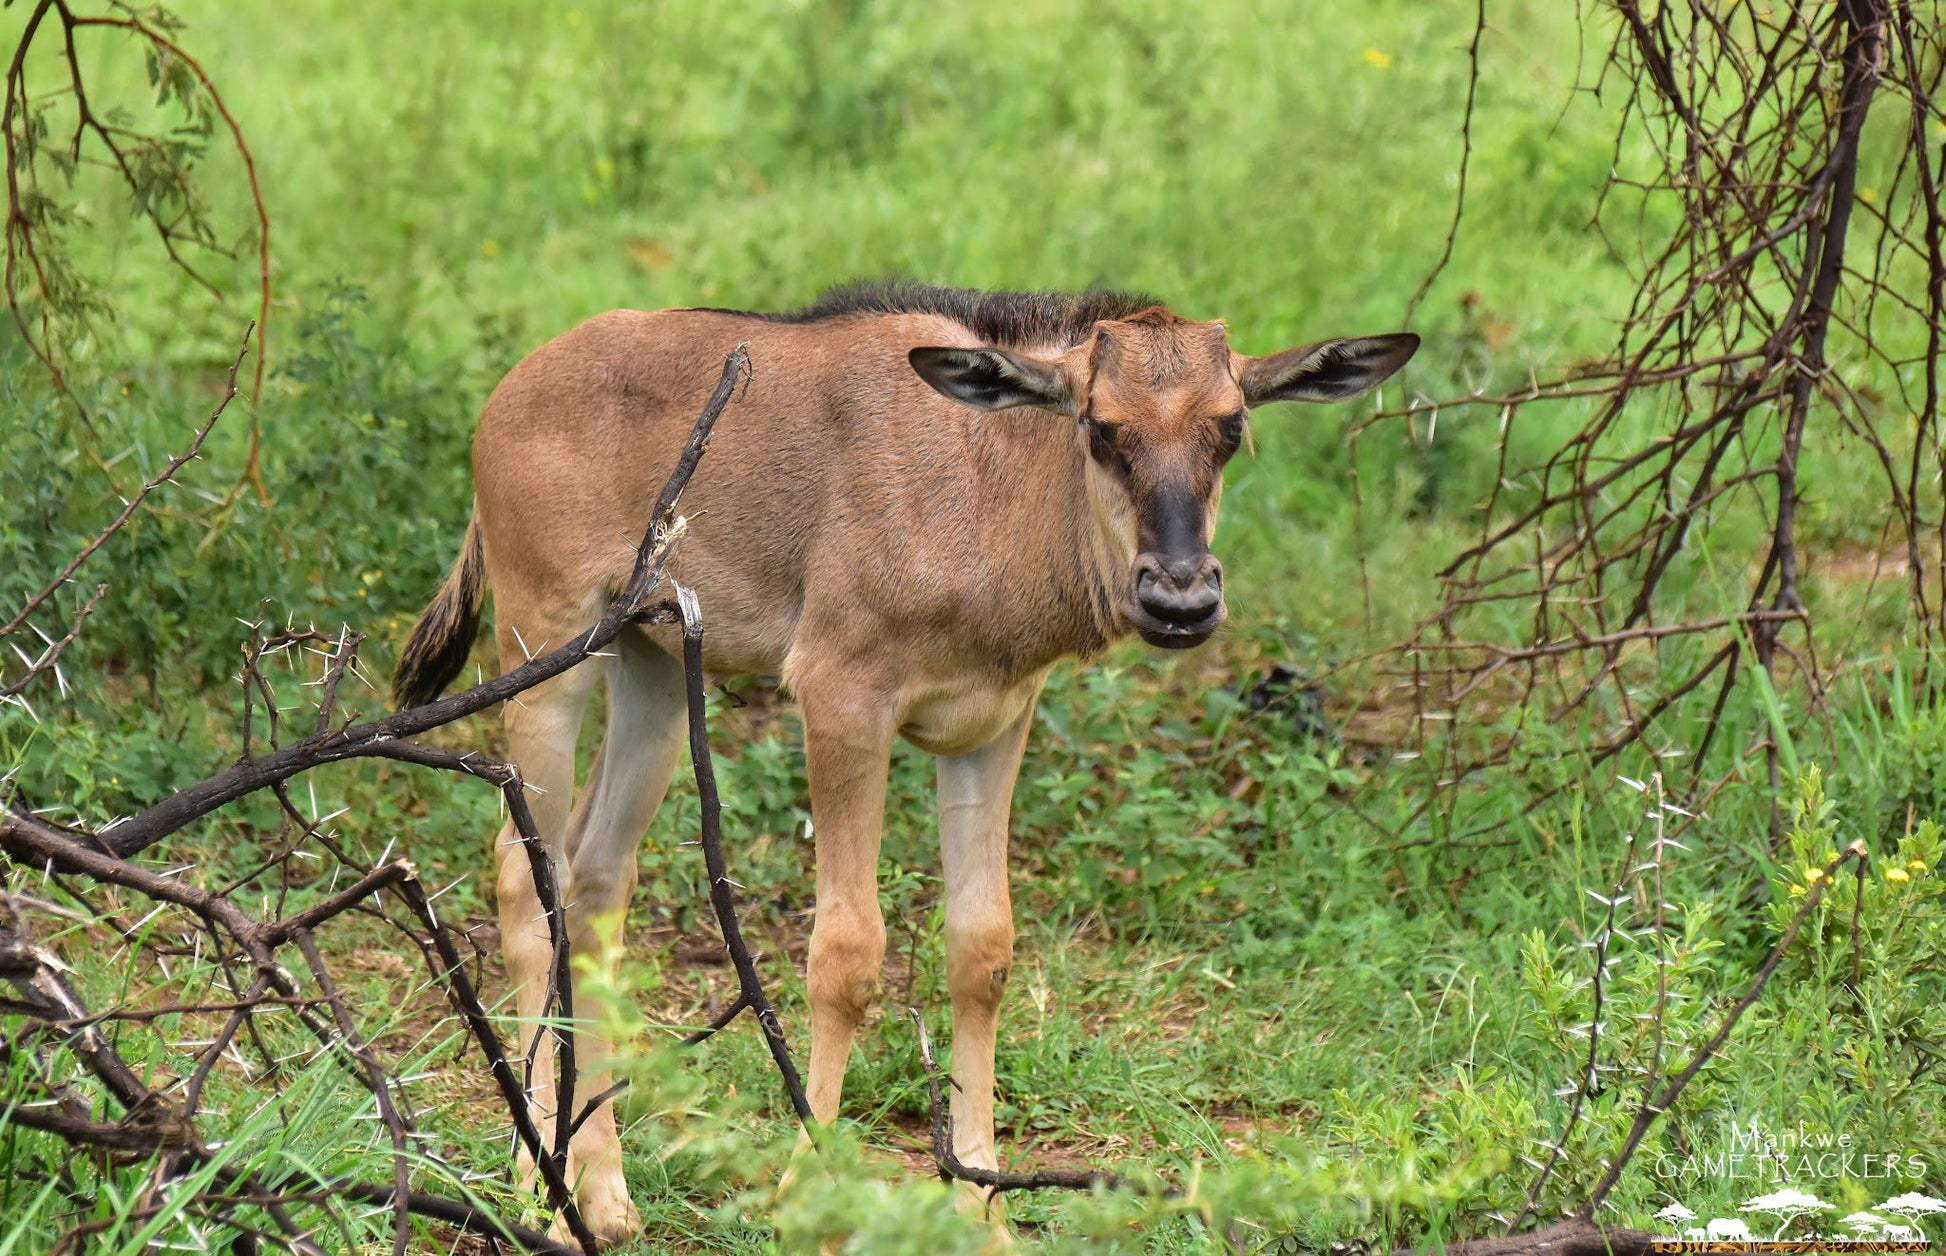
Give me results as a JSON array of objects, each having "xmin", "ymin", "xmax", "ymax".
[{"xmin": 1087, "ymin": 419, "xmax": 1131, "ymax": 475}]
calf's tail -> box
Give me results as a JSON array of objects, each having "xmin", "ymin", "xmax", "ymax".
[{"xmin": 393, "ymin": 509, "xmax": 486, "ymax": 709}]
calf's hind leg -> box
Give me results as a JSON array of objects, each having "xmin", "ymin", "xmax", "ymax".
[
  {"xmin": 489, "ymin": 633, "xmax": 597, "ymax": 1211},
  {"xmin": 550, "ymin": 630, "xmax": 689, "ymax": 1241}
]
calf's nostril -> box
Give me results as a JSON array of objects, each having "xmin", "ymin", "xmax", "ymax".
[{"xmin": 1163, "ymin": 557, "xmax": 1203, "ymax": 588}]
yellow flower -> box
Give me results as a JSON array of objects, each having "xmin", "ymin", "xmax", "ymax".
[
  {"xmin": 1362, "ymin": 48, "xmax": 1393, "ymax": 69},
  {"xmin": 1885, "ymin": 868, "xmax": 1911, "ymax": 883},
  {"xmin": 1910, "ymin": 858, "xmax": 1929, "ymax": 872},
  {"xmin": 1804, "ymin": 867, "xmax": 1824, "ymax": 883}
]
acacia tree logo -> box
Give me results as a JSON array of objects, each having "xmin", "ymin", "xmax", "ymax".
[
  {"xmin": 1878, "ymin": 1197, "xmax": 1946, "ymax": 1244},
  {"xmin": 1744, "ymin": 1190, "xmax": 1836, "ymax": 1239},
  {"xmin": 1651, "ymin": 1190, "xmax": 1944, "ymax": 1251}
]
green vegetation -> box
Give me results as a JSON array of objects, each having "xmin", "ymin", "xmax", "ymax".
[{"xmin": 2, "ymin": 1, "xmax": 1942, "ymax": 1251}]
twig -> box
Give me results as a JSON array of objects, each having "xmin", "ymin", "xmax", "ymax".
[
  {"xmin": 1582, "ymin": 841, "xmax": 1869, "ymax": 1213},
  {"xmin": 1403, "ymin": 0, "xmax": 1485, "ymax": 324},
  {"xmin": 89, "ymin": 344, "xmax": 750, "ymax": 864},
  {"xmin": 0, "ymin": 323, "xmax": 252, "ymax": 650},
  {"xmin": 906, "ymin": 1007, "xmax": 1158, "ymax": 1196},
  {"xmin": 673, "ymin": 585, "xmax": 814, "ymax": 1125}
]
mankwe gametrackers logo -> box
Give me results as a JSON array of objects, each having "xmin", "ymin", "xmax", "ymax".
[
  {"xmin": 1655, "ymin": 1120, "xmax": 1927, "ymax": 1190},
  {"xmin": 1643, "ymin": 1117, "xmax": 1938, "ymax": 1253},
  {"xmin": 1643, "ymin": 1118, "xmax": 1938, "ymax": 1251}
]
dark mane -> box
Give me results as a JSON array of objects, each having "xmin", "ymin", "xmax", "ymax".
[{"xmin": 689, "ymin": 280, "xmax": 1162, "ymax": 349}]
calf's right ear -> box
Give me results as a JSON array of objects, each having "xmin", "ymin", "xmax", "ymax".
[
  {"xmin": 1238, "ymin": 333, "xmax": 1420, "ymax": 406},
  {"xmin": 908, "ymin": 346, "xmax": 1074, "ymax": 413}
]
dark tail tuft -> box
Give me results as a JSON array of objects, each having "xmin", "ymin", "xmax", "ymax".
[{"xmin": 393, "ymin": 510, "xmax": 486, "ymax": 709}]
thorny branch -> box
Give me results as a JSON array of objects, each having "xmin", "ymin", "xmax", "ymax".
[
  {"xmin": 1371, "ymin": 0, "xmax": 1939, "ymax": 834},
  {"xmin": 907, "ymin": 1007, "xmax": 1154, "ymax": 1198},
  {"xmin": 669, "ymin": 584, "xmax": 815, "ymax": 1125},
  {"xmin": 1404, "ymin": 0, "xmax": 1485, "ymax": 325},
  {"xmin": 0, "ymin": 346, "xmax": 750, "ymax": 1252}
]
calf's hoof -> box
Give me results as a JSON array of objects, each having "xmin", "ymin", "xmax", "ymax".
[
  {"xmin": 551, "ymin": 1179, "xmax": 643, "ymax": 1248},
  {"xmin": 951, "ymin": 1179, "xmax": 1016, "ymax": 1250}
]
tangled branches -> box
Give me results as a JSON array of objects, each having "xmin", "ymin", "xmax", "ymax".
[
  {"xmin": 0, "ymin": 346, "xmax": 755, "ymax": 1252},
  {"xmin": 1379, "ymin": 1, "xmax": 1943, "ymax": 816}
]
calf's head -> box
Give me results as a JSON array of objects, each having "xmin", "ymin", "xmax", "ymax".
[{"xmin": 910, "ymin": 308, "xmax": 1418, "ymax": 648}]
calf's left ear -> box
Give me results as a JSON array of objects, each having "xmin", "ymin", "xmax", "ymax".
[
  {"xmin": 1237, "ymin": 333, "xmax": 1420, "ymax": 406},
  {"xmin": 908, "ymin": 345, "xmax": 1074, "ymax": 413}
]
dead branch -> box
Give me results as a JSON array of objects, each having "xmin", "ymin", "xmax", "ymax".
[
  {"xmin": 0, "ymin": 345, "xmax": 752, "ymax": 1253},
  {"xmin": 906, "ymin": 1006, "xmax": 1159, "ymax": 1197},
  {"xmin": 1404, "ymin": 0, "xmax": 1485, "ymax": 324},
  {"xmin": 1391, "ymin": 1219, "xmax": 1657, "ymax": 1256},
  {"xmin": 666, "ymin": 585, "xmax": 814, "ymax": 1122},
  {"xmin": 1376, "ymin": 0, "xmax": 1939, "ymax": 823}
]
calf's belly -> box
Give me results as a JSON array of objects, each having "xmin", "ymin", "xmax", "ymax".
[{"xmin": 895, "ymin": 671, "xmax": 1046, "ymax": 758}]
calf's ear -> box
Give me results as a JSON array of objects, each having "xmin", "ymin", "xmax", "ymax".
[
  {"xmin": 908, "ymin": 346, "xmax": 1073, "ymax": 413},
  {"xmin": 1237, "ymin": 333, "xmax": 1420, "ymax": 406}
]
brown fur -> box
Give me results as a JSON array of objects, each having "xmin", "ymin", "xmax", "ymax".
[{"xmin": 396, "ymin": 282, "xmax": 1415, "ymax": 1241}]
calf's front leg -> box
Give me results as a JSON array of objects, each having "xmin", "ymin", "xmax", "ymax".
[
  {"xmin": 936, "ymin": 703, "xmax": 1034, "ymax": 1173},
  {"xmin": 799, "ymin": 689, "xmax": 897, "ymax": 1125}
]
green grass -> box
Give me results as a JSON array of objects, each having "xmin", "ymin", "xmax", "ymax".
[{"xmin": 3, "ymin": 0, "xmax": 1945, "ymax": 1251}]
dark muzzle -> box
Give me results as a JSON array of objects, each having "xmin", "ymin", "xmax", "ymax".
[{"xmin": 1133, "ymin": 551, "xmax": 1224, "ymax": 629}]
